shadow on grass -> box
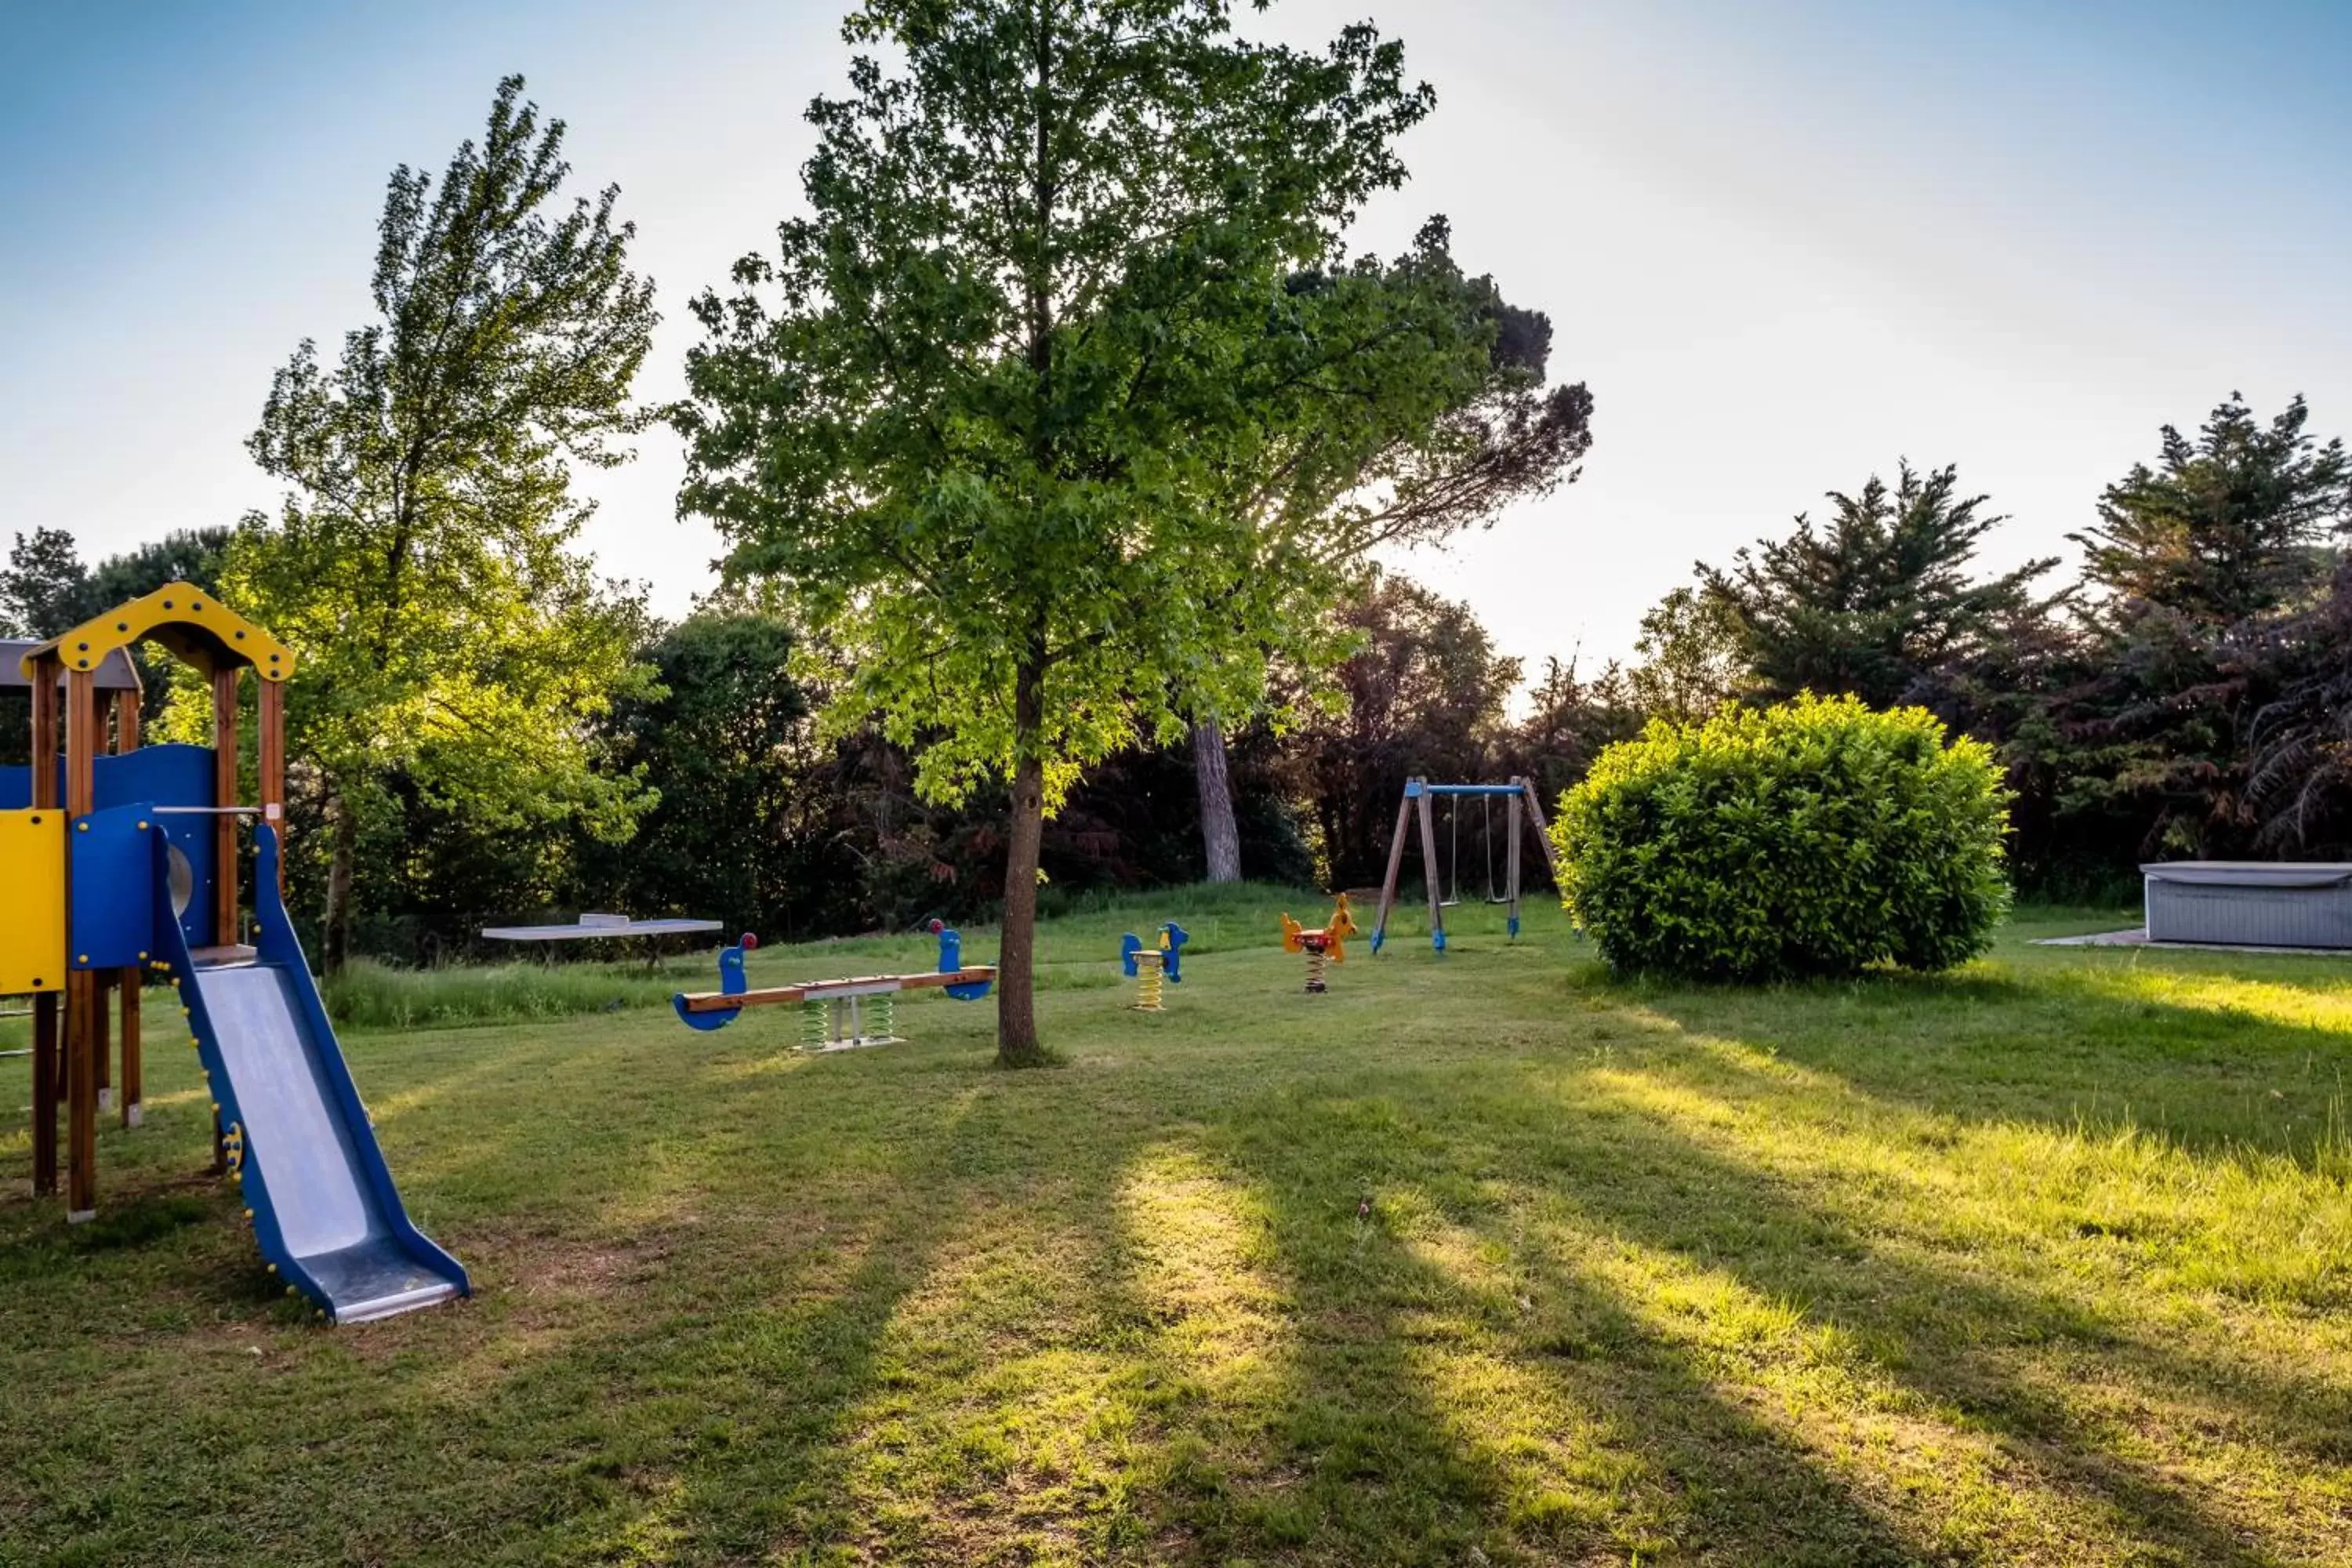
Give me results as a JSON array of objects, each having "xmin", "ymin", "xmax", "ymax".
[
  {"xmin": 1585, "ymin": 954, "xmax": 2352, "ymax": 1168},
  {"xmin": 8, "ymin": 937, "xmax": 2346, "ymax": 1566},
  {"xmin": 1136, "ymin": 1087, "xmax": 1935, "ymax": 1566},
  {"xmin": 1530, "ymin": 1082, "xmax": 2321, "ymax": 1565}
]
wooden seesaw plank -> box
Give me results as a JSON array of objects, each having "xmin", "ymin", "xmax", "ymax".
[{"xmin": 677, "ymin": 966, "xmax": 1000, "ymax": 1014}]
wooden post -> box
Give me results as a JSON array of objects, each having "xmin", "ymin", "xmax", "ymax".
[
  {"xmin": 1416, "ymin": 786, "xmax": 1446, "ymax": 952},
  {"xmin": 212, "ymin": 668, "xmax": 239, "ymax": 949},
  {"xmin": 1371, "ymin": 786, "xmax": 1416, "ymax": 953},
  {"xmin": 258, "ymin": 675, "xmax": 285, "ymax": 895},
  {"xmin": 109, "ymin": 687, "xmax": 144, "ymax": 1127},
  {"xmin": 65, "ymin": 666, "xmax": 97, "ymax": 1221},
  {"xmin": 29, "ymin": 666, "xmax": 59, "ymax": 1196},
  {"xmin": 118, "ymin": 967, "xmax": 141, "ymax": 1129},
  {"xmin": 92, "ymin": 972, "xmax": 112, "ymax": 1114},
  {"xmin": 1506, "ymin": 791, "xmax": 1523, "ymax": 931},
  {"xmin": 1518, "ymin": 778, "xmax": 1562, "ymax": 885}
]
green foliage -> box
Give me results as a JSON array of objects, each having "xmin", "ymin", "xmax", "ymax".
[
  {"xmin": 2075, "ymin": 394, "xmax": 2349, "ymax": 628},
  {"xmin": 2036, "ymin": 395, "xmax": 2352, "ymax": 866},
  {"xmin": 677, "ymin": 0, "xmax": 1442, "ymax": 1058},
  {"xmin": 1627, "ymin": 583, "xmax": 1748, "ymax": 724},
  {"xmin": 1506, "ymin": 653, "xmax": 1641, "ymax": 812},
  {"xmin": 1703, "ymin": 462, "xmax": 2058, "ymax": 709},
  {"xmin": 0, "ymin": 526, "xmax": 92, "ymax": 637},
  {"xmin": 1551, "ymin": 694, "xmax": 2012, "ymax": 981},
  {"xmin": 86, "ymin": 527, "xmax": 235, "ymax": 614},
  {"xmin": 0, "ymin": 524, "xmax": 226, "ymax": 642},
  {"xmin": 1288, "ymin": 570, "xmax": 1522, "ymax": 886},
  {"xmin": 215, "ymin": 74, "xmax": 661, "ymax": 964},
  {"xmin": 579, "ymin": 612, "xmax": 847, "ymax": 940}
]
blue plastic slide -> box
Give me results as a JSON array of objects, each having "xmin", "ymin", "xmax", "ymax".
[{"xmin": 151, "ymin": 821, "xmax": 469, "ymax": 1323}]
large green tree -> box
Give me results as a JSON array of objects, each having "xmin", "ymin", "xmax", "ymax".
[
  {"xmin": 2042, "ymin": 394, "xmax": 2350, "ymax": 863},
  {"xmin": 1704, "ymin": 463, "xmax": 2056, "ymax": 710},
  {"xmin": 1183, "ymin": 217, "xmax": 1592, "ymax": 880},
  {"xmin": 0, "ymin": 527, "xmax": 93, "ymax": 638},
  {"xmin": 223, "ymin": 76, "xmax": 659, "ymax": 969},
  {"xmin": 1285, "ymin": 570, "xmax": 1520, "ymax": 887},
  {"xmin": 677, "ymin": 0, "xmax": 1439, "ymax": 1062},
  {"xmin": 2075, "ymin": 394, "xmax": 2346, "ymax": 627},
  {"xmin": 1626, "ymin": 584, "xmax": 1748, "ymax": 725}
]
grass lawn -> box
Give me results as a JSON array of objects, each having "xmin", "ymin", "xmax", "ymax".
[{"xmin": 4, "ymin": 888, "xmax": 2351, "ymax": 1566}]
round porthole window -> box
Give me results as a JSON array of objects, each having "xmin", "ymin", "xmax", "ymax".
[{"xmin": 168, "ymin": 841, "xmax": 194, "ymax": 918}]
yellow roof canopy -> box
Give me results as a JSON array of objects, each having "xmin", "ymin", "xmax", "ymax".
[{"xmin": 21, "ymin": 582, "xmax": 295, "ymax": 684}]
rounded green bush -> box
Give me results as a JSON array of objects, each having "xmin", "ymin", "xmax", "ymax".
[{"xmin": 1548, "ymin": 694, "xmax": 2011, "ymax": 981}]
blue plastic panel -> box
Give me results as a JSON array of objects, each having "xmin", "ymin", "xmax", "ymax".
[
  {"xmin": 3, "ymin": 746, "xmax": 220, "ymax": 946},
  {"xmin": 70, "ymin": 802, "xmax": 161, "ymax": 969},
  {"xmin": 95, "ymin": 742, "xmax": 215, "ymax": 811}
]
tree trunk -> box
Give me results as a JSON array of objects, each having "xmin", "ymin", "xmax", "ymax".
[
  {"xmin": 996, "ymin": 658, "xmax": 1049, "ymax": 1067},
  {"xmin": 1192, "ymin": 720, "xmax": 1243, "ymax": 883},
  {"xmin": 323, "ymin": 791, "xmax": 357, "ymax": 975}
]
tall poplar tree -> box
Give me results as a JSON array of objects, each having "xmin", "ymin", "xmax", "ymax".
[
  {"xmin": 228, "ymin": 76, "xmax": 659, "ymax": 969},
  {"xmin": 677, "ymin": 0, "xmax": 1443, "ymax": 1063}
]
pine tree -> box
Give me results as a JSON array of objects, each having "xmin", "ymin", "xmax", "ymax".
[
  {"xmin": 1703, "ymin": 463, "xmax": 2056, "ymax": 710},
  {"xmin": 2051, "ymin": 395, "xmax": 2352, "ymax": 862}
]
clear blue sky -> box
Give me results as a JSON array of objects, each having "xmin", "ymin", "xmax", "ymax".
[{"xmin": 4, "ymin": 0, "xmax": 2348, "ymax": 678}]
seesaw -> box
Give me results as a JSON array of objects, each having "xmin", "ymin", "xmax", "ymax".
[{"xmin": 671, "ymin": 922, "xmax": 995, "ymax": 1050}]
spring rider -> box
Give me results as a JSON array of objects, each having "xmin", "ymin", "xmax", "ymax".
[
  {"xmin": 1279, "ymin": 895, "xmax": 1359, "ymax": 994},
  {"xmin": 1119, "ymin": 921, "xmax": 1189, "ymax": 1011}
]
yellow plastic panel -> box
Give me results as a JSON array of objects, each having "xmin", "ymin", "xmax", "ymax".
[
  {"xmin": 21, "ymin": 580, "xmax": 296, "ymax": 684},
  {"xmin": 0, "ymin": 808, "xmax": 65, "ymax": 993}
]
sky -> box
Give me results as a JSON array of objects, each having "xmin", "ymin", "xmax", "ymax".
[{"xmin": 4, "ymin": 0, "xmax": 2349, "ymax": 684}]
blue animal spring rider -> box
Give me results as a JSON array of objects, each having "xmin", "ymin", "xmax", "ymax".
[{"xmin": 1119, "ymin": 921, "xmax": 1189, "ymax": 1011}]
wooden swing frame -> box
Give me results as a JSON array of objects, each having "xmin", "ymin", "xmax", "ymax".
[{"xmin": 1368, "ymin": 777, "xmax": 1561, "ymax": 955}]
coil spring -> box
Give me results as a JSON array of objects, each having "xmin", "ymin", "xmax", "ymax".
[
  {"xmin": 1305, "ymin": 948, "xmax": 1330, "ymax": 993},
  {"xmin": 1132, "ymin": 953, "xmax": 1166, "ymax": 1011}
]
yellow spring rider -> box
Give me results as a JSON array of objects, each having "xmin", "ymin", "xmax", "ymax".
[{"xmin": 1279, "ymin": 895, "xmax": 1359, "ymax": 994}]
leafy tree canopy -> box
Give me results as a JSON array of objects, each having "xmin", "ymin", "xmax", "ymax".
[
  {"xmin": 1704, "ymin": 462, "xmax": 2057, "ymax": 710},
  {"xmin": 0, "ymin": 528, "xmax": 91, "ymax": 638},
  {"xmin": 1287, "ymin": 569, "xmax": 1520, "ymax": 886},
  {"xmin": 1628, "ymin": 584, "xmax": 1748, "ymax": 726},
  {"xmin": 677, "ymin": 0, "xmax": 1445, "ymax": 1058},
  {"xmin": 216, "ymin": 74, "xmax": 661, "ymax": 967},
  {"xmin": 2074, "ymin": 393, "xmax": 2350, "ymax": 630},
  {"xmin": 2045, "ymin": 394, "xmax": 2352, "ymax": 863}
]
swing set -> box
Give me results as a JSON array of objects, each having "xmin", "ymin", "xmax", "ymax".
[{"xmin": 1368, "ymin": 777, "xmax": 1560, "ymax": 954}]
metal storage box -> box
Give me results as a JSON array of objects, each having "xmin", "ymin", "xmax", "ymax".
[{"xmin": 2141, "ymin": 862, "xmax": 2352, "ymax": 949}]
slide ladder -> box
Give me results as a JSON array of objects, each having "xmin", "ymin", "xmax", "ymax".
[{"xmin": 152, "ymin": 821, "xmax": 467, "ymax": 1323}]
